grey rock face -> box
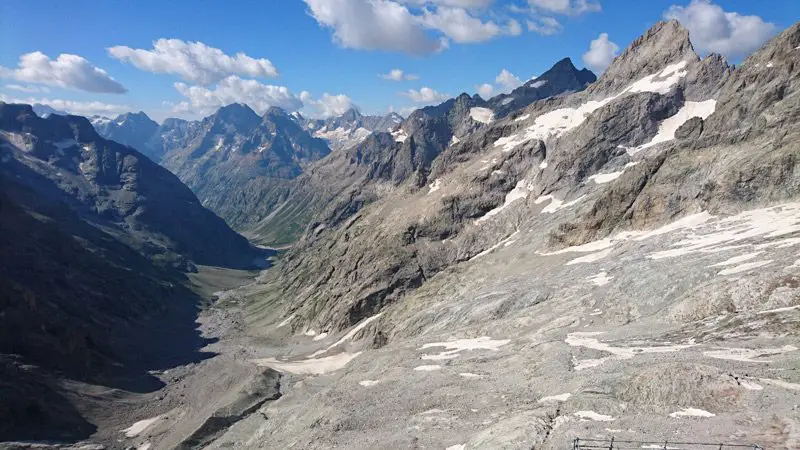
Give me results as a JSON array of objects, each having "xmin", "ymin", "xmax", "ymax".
[
  {"xmin": 0, "ymin": 103, "xmax": 259, "ymax": 269},
  {"xmin": 489, "ymin": 57, "xmax": 596, "ymax": 118},
  {"xmin": 91, "ymin": 111, "xmax": 161, "ymax": 161}
]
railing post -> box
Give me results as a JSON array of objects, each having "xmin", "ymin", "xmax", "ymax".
[{"xmin": 609, "ymin": 436, "xmax": 614, "ymax": 449}]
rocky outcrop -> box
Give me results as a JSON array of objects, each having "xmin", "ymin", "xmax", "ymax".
[{"xmin": 250, "ymin": 19, "xmax": 798, "ymax": 340}]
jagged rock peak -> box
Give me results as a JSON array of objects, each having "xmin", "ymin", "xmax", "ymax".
[
  {"xmin": 264, "ymin": 106, "xmax": 290, "ymax": 118},
  {"xmin": 339, "ymin": 107, "xmax": 362, "ymax": 122},
  {"xmin": 592, "ymin": 19, "xmax": 699, "ymax": 95},
  {"xmin": 538, "ymin": 57, "xmax": 597, "ymax": 86}
]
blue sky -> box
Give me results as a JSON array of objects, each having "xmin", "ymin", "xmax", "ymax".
[{"xmin": 1, "ymin": 0, "xmax": 797, "ymax": 122}]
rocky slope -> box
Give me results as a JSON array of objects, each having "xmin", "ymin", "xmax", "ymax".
[
  {"xmin": 0, "ymin": 103, "xmax": 268, "ymax": 442},
  {"xmin": 0, "ymin": 103, "xmax": 260, "ymax": 269},
  {"xmin": 169, "ymin": 20, "xmax": 800, "ymax": 448}
]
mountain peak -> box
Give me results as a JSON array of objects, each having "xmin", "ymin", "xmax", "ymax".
[
  {"xmin": 539, "ymin": 57, "xmax": 597, "ymax": 85},
  {"xmin": 592, "ymin": 19, "xmax": 698, "ymax": 94},
  {"xmin": 339, "ymin": 108, "xmax": 362, "ymax": 122},
  {"xmin": 264, "ymin": 106, "xmax": 289, "ymax": 118}
]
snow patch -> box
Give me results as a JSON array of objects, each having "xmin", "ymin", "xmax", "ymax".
[
  {"xmin": 536, "ymin": 194, "xmax": 585, "ymax": 214},
  {"xmin": 414, "ymin": 365, "xmax": 442, "ymax": 371},
  {"xmin": 121, "ymin": 416, "xmax": 161, "ymax": 438},
  {"xmin": 313, "ymin": 332, "xmax": 329, "ymax": 341},
  {"xmin": 428, "ymin": 179, "xmax": 442, "ymax": 194},
  {"xmin": 539, "ymin": 160, "xmax": 548, "ymax": 169},
  {"xmin": 515, "ymin": 113, "xmax": 530, "ymax": 122},
  {"xmin": 494, "ymin": 61, "xmax": 690, "ymax": 153},
  {"xmin": 326, "ymin": 313, "xmax": 383, "ymax": 351},
  {"xmin": 469, "ymin": 107, "xmax": 494, "ymax": 124},
  {"xmin": 759, "ymin": 377, "xmax": 800, "ymax": 391},
  {"xmin": 530, "ymin": 80, "xmax": 548, "ymax": 88},
  {"xmin": 450, "ymin": 135, "xmax": 461, "ymax": 145},
  {"xmin": 739, "ymin": 380, "xmax": 763, "ymax": 391},
  {"xmin": 703, "ymin": 345, "xmax": 797, "ymax": 363},
  {"xmin": 717, "ymin": 260, "xmax": 772, "ymax": 276},
  {"xmin": 478, "ymin": 180, "xmax": 531, "ymax": 221},
  {"xmin": 588, "ymin": 170, "xmax": 625, "ymax": 184},
  {"xmin": 711, "ymin": 252, "xmax": 762, "ymax": 267},
  {"xmin": 277, "ymin": 315, "xmax": 295, "ymax": 329},
  {"xmin": 626, "ymin": 99, "xmax": 717, "ymax": 155},
  {"xmin": 588, "ymin": 271, "xmax": 613, "ymax": 286},
  {"xmin": 459, "ymin": 372, "xmax": 481, "ymax": 378},
  {"xmin": 649, "ymin": 204, "xmax": 800, "ymax": 260},
  {"xmin": 359, "ymin": 379, "xmax": 381, "ymax": 387},
  {"xmin": 567, "ymin": 249, "xmax": 613, "ymax": 266},
  {"xmin": 538, "ymin": 393, "xmax": 572, "ymax": 403},
  {"xmin": 574, "ymin": 411, "xmax": 615, "ymax": 421},
  {"xmin": 501, "ymin": 97, "xmax": 514, "ymax": 105},
  {"xmin": 757, "ymin": 305, "xmax": 800, "ymax": 315},
  {"xmin": 392, "ymin": 128, "xmax": 408, "ymax": 143},
  {"xmin": 446, "ymin": 445, "xmax": 466, "ymax": 450},
  {"xmin": 566, "ymin": 332, "xmax": 694, "ymax": 370},
  {"xmin": 419, "ymin": 336, "xmax": 510, "ymax": 360},
  {"xmin": 253, "ymin": 352, "xmax": 363, "ymax": 375},
  {"xmin": 669, "ymin": 408, "xmax": 715, "ymax": 418}
]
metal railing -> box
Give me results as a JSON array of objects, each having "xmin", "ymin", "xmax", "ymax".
[{"xmin": 572, "ymin": 438, "xmax": 764, "ymax": 450}]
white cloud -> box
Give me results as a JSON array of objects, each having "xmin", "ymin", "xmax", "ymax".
[
  {"xmin": 401, "ymin": 0, "xmax": 494, "ymax": 8},
  {"xmin": 174, "ymin": 76, "xmax": 302, "ymax": 116},
  {"xmin": 300, "ymin": 92, "xmax": 358, "ymax": 117},
  {"xmin": 495, "ymin": 69, "xmax": 523, "ymax": 91},
  {"xmin": 420, "ymin": 6, "xmax": 502, "ymax": 43},
  {"xmin": 507, "ymin": 19, "xmax": 523, "ymax": 36},
  {"xmin": 380, "ymin": 69, "xmax": 420, "ymax": 81},
  {"xmin": 663, "ymin": 0, "xmax": 776, "ymax": 60},
  {"xmin": 303, "ymin": 0, "xmax": 446, "ymax": 55},
  {"xmin": 0, "ymin": 52, "xmax": 127, "ymax": 94},
  {"xmin": 0, "ymin": 93, "xmax": 131, "ymax": 117},
  {"xmin": 475, "ymin": 68, "xmax": 523, "ymax": 99},
  {"xmin": 171, "ymin": 76, "xmax": 354, "ymax": 119},
  {"xmin": 401, "ymin": 86, "xmax": 450, "ymax": 104},
  {"xmin": 526, "ymin": 16, "xmax": 562, "ymax": 35},
  {"xmin": 582, "ymin": 32, "xmax": 619, "ymax": 73},
  {"xmin": 4, "ymin": 84, "xmax": 50, "ymax": 94},
  {"xmin": 108, "ymin": 39, "xmax": 278, "ymax": 85},
  {"xmin": 528, "ymin": 0, "xmax": 601, "ymax": 15},
  {"xmin": 476, "ymin": 83, "xmax": 495, "ymax": 98}
]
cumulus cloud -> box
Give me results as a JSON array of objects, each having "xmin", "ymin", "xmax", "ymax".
[
  {"xmin": 420, "ymin": 7, "xmax": 503, "ymax": 43},
  {"xmin": 663, "ymin": 0, "xmax": 776, "ymax": 60},
  {"xmin": 380, "ymin": 69, "xmax": 420, "ymax": 81},
  {"xmin": 401, "ymin": 0, "xmax": 494, "ymax": 8},
  {"xmin": 303, "ymin": 0, "xmax": 446, "ymax": 55},
  {"xmin": 476, "ymin": 83, "xmax": 495, "ymax": 98},
  {"xmin": 304, "ymin": 0, "xmax": 521, "ymax": 54},
  {"xmin": 300, "ymin": 91, "xmax": 358, "ymax": 117},
  {"xmin": 171, "ymin": 76, "xmax": 354, "ymax": 119},
  {"xmin": 475, "ymin": 68, "xmax": 523, "ymax": 99},
  {"xmin": 0, "ymin": 52, "xmax": 127, "ymax": 94},
  {"xmin": 495, "ymin": 69, "xmax": 523, "ymax": 91},
  {"xmin": 528, "ymin": 0, "xmax": 601, "ymax": 15},
  {"xmin": 526, "ymin": 16, "xmax": 562, "ymax": 35},
  {"xmin": 582, "ymin": 32, "xmax": 619, "ymax": 73},
  {"xmin": 0, "ymin": 93, "xmax": 131, "ymax": 116},
  {"xmin": 108, "ymin": 39, "xmax": 278, "ymax": 85},
  {"xmin": 401, "ymin": 86, "xmax": 450, "ymax": 104},
  {"xmin": 174, "ymin": 76, "xmax": 302, "ymax": 116}
]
